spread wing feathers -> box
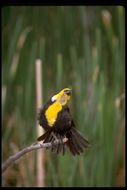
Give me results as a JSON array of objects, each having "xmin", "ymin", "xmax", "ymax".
[
  {"xmin": 37, "ymin": 129, "xmax": 67, "ymax": 155},
  {"xmin": 37, "ymin": 126, "xmax": 90, "ymax": 156},
  {"xmin": 37, "ymin": 129, "xmax": 52, "ymax": 141},
  {"xmin": 66, "ymin": 127, "xmax": 90, "ymax": 156}
]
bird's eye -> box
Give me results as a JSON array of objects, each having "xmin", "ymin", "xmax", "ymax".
[{"xmin": 64, "ymin": 90, "xmax": 71, "ymax": 96}]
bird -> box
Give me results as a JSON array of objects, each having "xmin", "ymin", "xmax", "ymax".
[{"xmin": 37, "ymin": 88, "xmax": 90, "ymax": 156}]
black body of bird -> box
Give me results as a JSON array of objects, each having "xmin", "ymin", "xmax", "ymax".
[{"xmin": 37, "ymin": 88, "xmax": 90, "ymax": 156}]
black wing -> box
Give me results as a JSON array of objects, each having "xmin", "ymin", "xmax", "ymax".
[{"xmin": 54, "ymin": 105, "xmax": 73, "ymax": 134}]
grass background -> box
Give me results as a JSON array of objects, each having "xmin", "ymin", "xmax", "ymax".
[{"xmin": 2, "ymin": 6, "xmax": 125, "ymax": 187}]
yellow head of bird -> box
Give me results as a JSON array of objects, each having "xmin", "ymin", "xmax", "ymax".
[{"xmin": 51, "ymin": 88, "xmax": 72, "ymax": 106}]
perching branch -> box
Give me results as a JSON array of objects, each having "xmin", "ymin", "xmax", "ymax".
[{"xmin": 2, "ymin": 139, "xmax": 67, "ymax": 174}]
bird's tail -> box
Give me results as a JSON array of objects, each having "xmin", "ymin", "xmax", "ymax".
[
  {"xmin": 66, "ymin": 127, "xmax": 90, "ymax": 156},
  {"xmin": 37, "ymin": 129, "xmax": 67, "ymax": 155}
]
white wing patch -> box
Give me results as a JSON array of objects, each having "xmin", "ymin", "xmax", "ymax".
[{"xmin": 51, "ymin": 95, "xmax": 57, "ymax": 102}]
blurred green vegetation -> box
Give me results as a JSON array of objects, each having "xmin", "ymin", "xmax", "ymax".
[{"xmin": 2, "ymin": 6, "xmax": 125, "ymax": 187}]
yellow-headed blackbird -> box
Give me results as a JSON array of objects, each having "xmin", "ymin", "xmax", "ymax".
[{"xmin": 37, "ymin": 88, "xmax": 90, "ymax": 155}]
